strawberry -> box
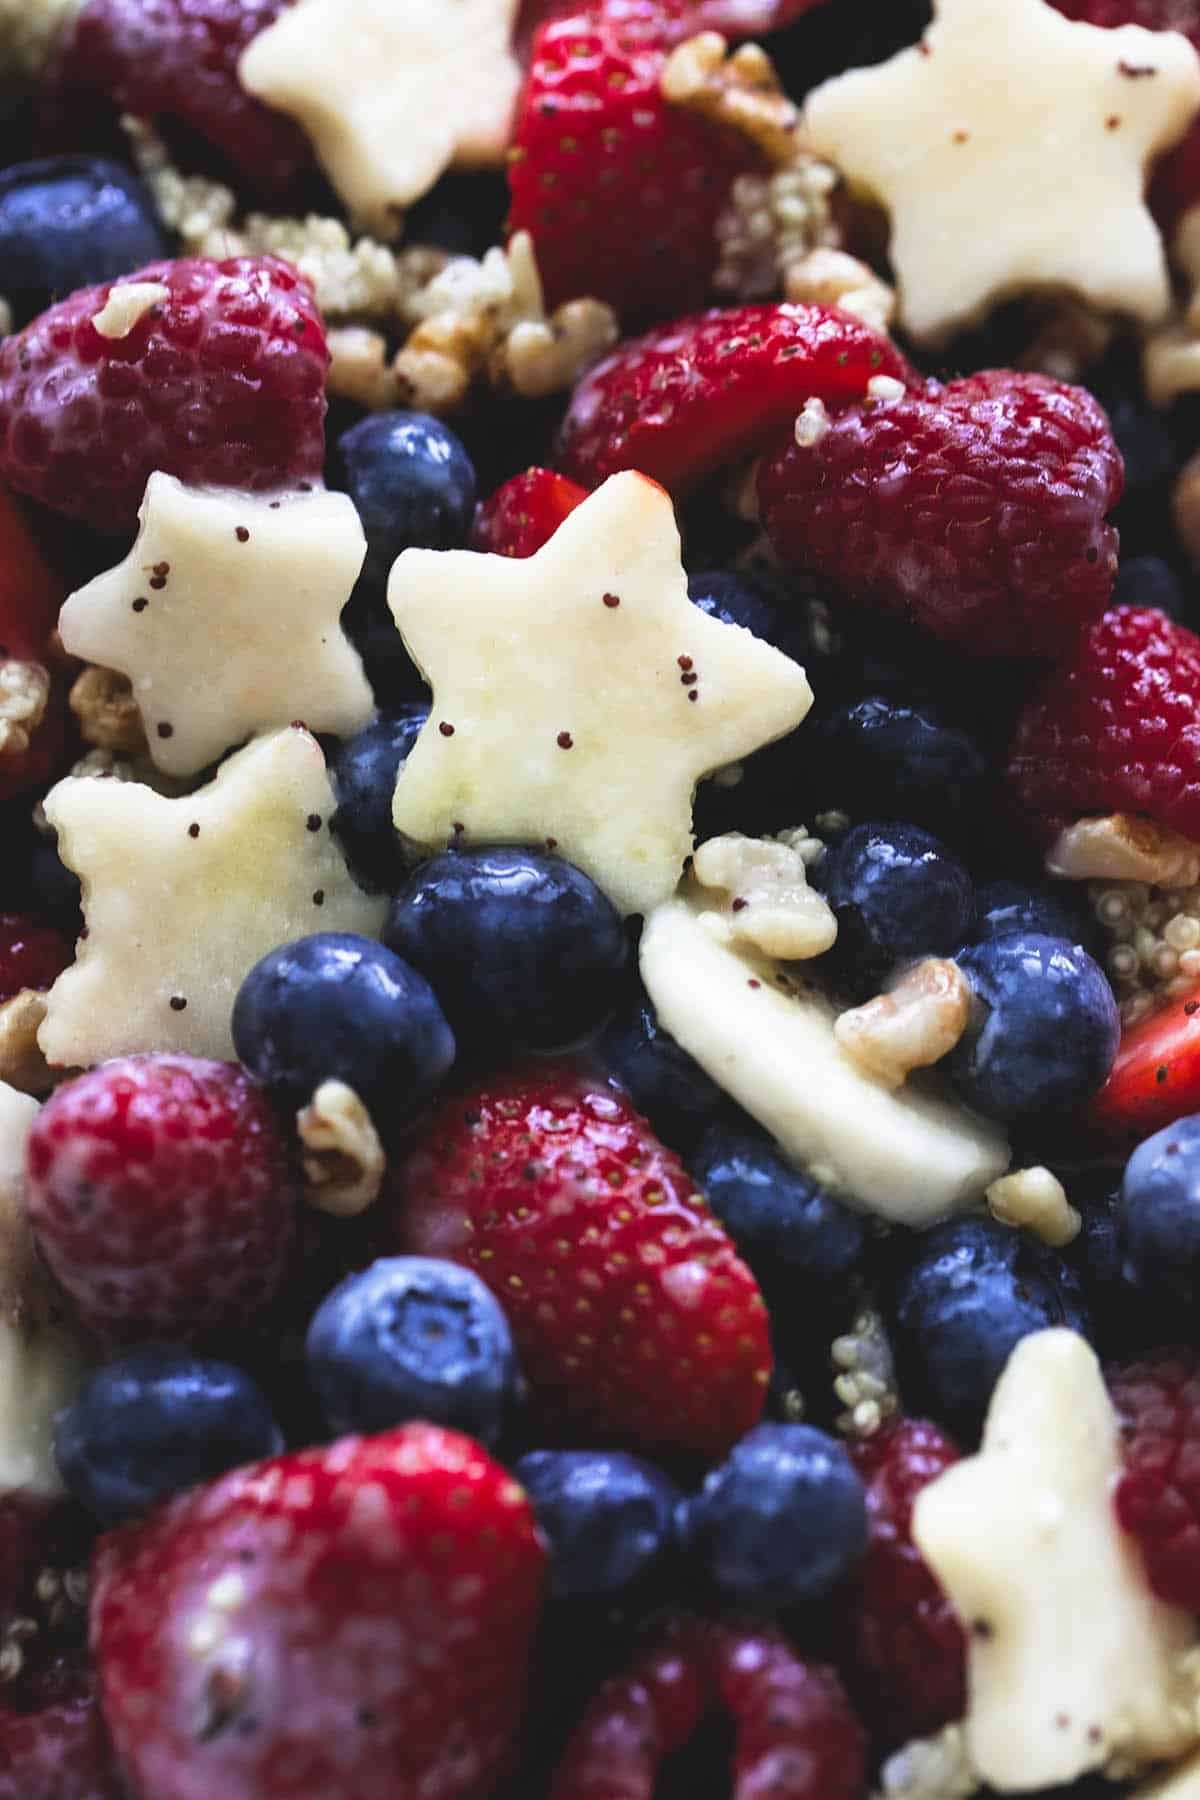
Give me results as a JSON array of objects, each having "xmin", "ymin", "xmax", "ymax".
[
  {"xmin": 382, "ymin": 1060, "xmax": 771, "ymax": 1461},
  {"xmin": 555, "ymin": 302, "xmax": 917, "ymax": 496},
  {"xmin": 507, "ymin": 4, "xmax": 766, "ymax": 323},
  {"xmin": 471, "ymin": 467, "xmax": 590, "ymax": 557},
  {"xmin": 90, "ymin": 1423, "xmax": 546, "ymax": 1800},
  {"xmin": 0, "ymin": 488, "xmax": 70, "ymax": 808},
  {"xmin": 549, "ymin": 1616, "xmax": 866, "ymax": 1800},
  {"xmin": 1008, "ymin": 608, "xmax": 1200, "ymax": 847},
  {"xmin": 24, "ymin": 1055, "xmax": 298, "ymax": 1344},
  {"xmin": 758, "ymin": 368, "xmax": 1123, "ymax": 660},
  {"xmin": 1090, "ymin": 984, "xmax": 1200, "ymax": 1141}
]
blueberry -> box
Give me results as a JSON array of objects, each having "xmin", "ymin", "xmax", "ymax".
[
  {"xmin": 1066, "ymin": 1183, "xmax": 1187, "ymax": 1358},
  {"xmin": 598, "ymin": 996, "xmax": 726, "ymax": 1149},
  {"xmin": 0, "ymin": 157, "xmax": 167, "ymax": 328},
  {"xmin": 54, "ymin": 1346, "xmax": 280, "ymax": 1524},
  {"xmin": 679, "ymin": 1422, "xmax": 868, "ymax": 1608},
  {"xmin": 306, "ymin": 1256, "xmax": 517, "ymax": 1445},
  {"xmin": 810, "ymin": 697, "xmax": 987, "ymax": 840},
  {"xmin": 948, "ymin": 934, "xmax": 1119, "ymax": 1125},
  {"xmin": 27, "ymin": 834, "xmax": 82, "ymax": 937},
  {"xmin": 686, "ymin": 569, "xmax": 809, "ymax": 662},
  {"xmin": 1118, "ymin": 1115, "xmax": 1200, "ymax": 1309},
  {"xmin": 331, "ymin": 705, "xmax": 429, "ymax": 894},
  {"xmin": 887, "ymin": 1217, "xmax": 1090, "ymax": 1442},
  {"xmin": 812, "ymin": 822, "xmax": 974, "ymax": 996},
  {"xmin": 513, "ymin": 1449, "xmax": 681, "ymax": 1601},
  {"xmin": 232, "ymin": 933, "xmax": 455, "ymax": 1134},
  {"xmin": 385, "ymin": 848, "xmax": 629, "ymax": 1057},
  {"xmin": 973, "ymin": 879, "xmax": 1091, "ymax": 948},
  {"xmin": 1112, "ymin": 554, "xmax": 1185, "ymax": 622}
]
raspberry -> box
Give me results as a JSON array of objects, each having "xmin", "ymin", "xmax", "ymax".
[
  {"xmin": 1109, "ymin": 1352, "xmax": 1200, "ymax": 1611},
  {"xmin": 844, "ymin": 1419, "xmax": 967, "ymax": 1747},
  {"xmin": 0, "ymin": 915, "xmax": 71, "ymax": 1005},
  {"xmin": 757, "ymin": 369, "xmax": 1123, "ymax": 659},
  {"xmin": 24, "ymin": 1055, "xmax": 298, "ymax": 1344},
  {"xmin": 44, "ymin": 0, "xmax": 313, "ymax": 203},
  {"xmin": 1007, "ymin": 606, "xmax": 1200, "ymax": 846},
  {"xmin": 0, "ymin": 256, "xmax": 329, "ymax": 535}
]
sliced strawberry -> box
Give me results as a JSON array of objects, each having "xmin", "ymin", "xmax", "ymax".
[
  {"xmin": 1090, "ymin": 985, "xmax": 1200, "ymax": 1141},
  {"xmin": 471, "ymin": 467, "xmax": 590, "ymax": 557},
  {"xmin": 91, "ymin": 1423, "xmax": 546, "ymax": 1800},
  {"xmin": 382, "ymin": 1060, "xmax": 771, "ymax": 1461},
  {"xmin": 555, "ymin": 303, "xmax": 918, "ymax": 495},
  {"xmin": 508, "ymin": 4, "xmax": 766, "ymax": 322},
  {"xmin": 519, "ymin": 0, "xmax": 827, "ymax": 53}
]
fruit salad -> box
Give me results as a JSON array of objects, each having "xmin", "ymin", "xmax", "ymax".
[{"xmin": 7, "ymin": 0, "xmax": 1200, "ymax": 1796}]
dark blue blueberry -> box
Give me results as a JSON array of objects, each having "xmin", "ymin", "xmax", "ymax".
[
  {"xmin": 687, "ymin": 1126, "xmax": 865, "ymax": 1303},
  {"xmin": 1112, "ymin": 554, "xmax": 1186, "ymax": 622},
  {"xmin": 948, "ymin": 934, "xmax": 1119, "ymax": 1125},
  {"xmin": 0, "ymin": 157, "xmax": 167, "ymax": 328},
  {"xmin": 514, "ymin": 1449, "xmax": 681, "ymax": 1601},
  {"xmin": 973, "ymin": 878, "xmax": 1091, "ymax": 948},
  {"xmin": 810, "ymin": 697, "xmax": 987, "ymax": 840},
  {"xmin": 27, "ymin": 834, "xmax": 82, "ymax": 938},
  {"xmin": 686, "ymin": 569, "xmax": 809, "ymax": 663},
  {"xmin": 331, "ymin": 704, "xmax": 429, "ymax": 894},
  {"xmin": 886, "ymin": 1217, "xmax": 1090, "ymax": 1443},
  {"xmin": 598, "ymin": 995, "xmax": 726, "ymax": 1149},
  {"xmin": 385, "ymin": 848, "xmax": 629, "ymax": 1057},
  {"xmin": 1118, "ymin": 1115, "xmax": 1200, "ymax": 1309},
  {"xmin": 812, "ymin": 822, "xmax": 974, "ymax": 996},
  {"xmin": 1066, "ymin": 1182, "xmax": 1188, "ymax": 1359},
  {"xmin": 679, "ymin": 1422, "xmax": 868, "ymax": 1608},
  {"xmin": 306, "ymin": 1256, "xmax": 516, "ymax": 1445},
  {"xmin": 54, "ymin": 1346, "xmax": 280, "ymax": 1525},
  {"xmin": 232, "ymin": 933, "xmax": 455, "ymax": 1135}
]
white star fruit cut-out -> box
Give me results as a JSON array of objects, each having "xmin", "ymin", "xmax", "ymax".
[
  {"xmin": 239, "ymin": 0, "xmax": 522, "ymax": 229},
  {"xmin": 38, "ymin": 728, "xmax": 386, "ymax": 1069},
  {"xmin": 387, "ymin": 472, "xmax": 814, "ymax": 918},
  {"xmin": 802, "ymin": 0, "xmax": 1200, "ymax": 344},
  {"xmin": 57, "ymin": 475, "xmax": 375, "ymax": 780},
  {"xmin": 913, "ymin": 1329, "xmax": 1197, "ymax": 1792}
]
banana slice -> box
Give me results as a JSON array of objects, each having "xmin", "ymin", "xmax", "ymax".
[
  {"xmin": 0, "ymin": 1080, "xmax": 91, "ymax": 1496},
  {"xmin": 639, "ymin": 894, "xmax": 1009, "ymax": 1224}
]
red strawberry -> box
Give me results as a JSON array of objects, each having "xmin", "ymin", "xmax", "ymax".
[
  {"xmin": 382, "ymin": 1060, "xmax": 771, "ymax": 1460},
  {"xmin": 24, "ymin": 1055, "xmax": 298, "ymax": 1344},
  {"xmin": 1090, "ymin": 983, "xmax": 1200, "ymax": 1140},
  {"xmin": 1008, "ymin": 607, "xmax": 1200, "ymax": 846},
  {"xmin": 43, "ymin": 0, "xmax": 313, "ymax": 204},
  {"xmin": 508, "ymin": 4, "xmax": 766, "ymax": 323},
  {"xmin": 549, "ymin": 1616, "xmax": 866, "ymax": 1800},
  {"xmin": 843, "ymin": 1419, "xmax": 966, "ymax": 1747},
  {"xmin": 0, "ymin": 1691, "xmax": 123, "ymax": 1800},
  {"xmin": 556, "ymin": 302, "xmax": 917, "ymax": 496},
  {"xmin": 0, "ymin": 489, "xmax": 70, "ymax": 808},
  {"xmin": 90, "ymin": 1423, "xmax": 546, "ymax": 1800},
  {"xmin": 471, "ymin": 467, "xmax": 590, "ymax": 557},
  {"xmin": 519, "ymin": 0, "xmax": 826, "ymax": 52},
  {"xmin": 0, "ymin": 916, "xmax": 72, "ymax": 1005},
  {"xmin": 0, "ymin": 256, "xmax": 328, "ymax": 536},
  {"xmin": 758, "ymin": 369, "xmax": 1123, "ymax": 659}
]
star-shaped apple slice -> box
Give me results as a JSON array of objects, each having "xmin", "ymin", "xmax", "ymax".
[
  {"xmin": 803, "ymin": 0, "xmax": 1200, "ymax": 343},
  {"xmin": 387, "ymin": 472, "xmax": 813, "ymax": 917},
  {"xmin": 239, "ymin": 0, "xmax": 522, "ymax": 229},
  {"xmin": 58, "ymin": 476, "xmax": 375, "ymax": 780},
  {"xmin": 38, "ymin": 728, "xmax": 386, "ymax": 1068}
]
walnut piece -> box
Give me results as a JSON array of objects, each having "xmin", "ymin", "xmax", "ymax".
[
  {"xmin": 662, "ymin": 31, "xmax": 802, "ymax": 167},
  {"xmin": 327, "ymin": 325, "xmax": 400, "ymax": 410},
  {"xmin": 0, "ymin": 661, "xmax": 49, "ymax": 763},
  {"xmin": 986, "ymin": 1166, "xmax": 1081, "ymax": 1249},
  {"xmin": 1016, "ymin": 295, "xmax": 1114, "ymax": 384},
  {"xmin": 690, "ymin": 831, "xmax": 837, "ymax": 960},
  {"xmin": 784, "ymin": 246, "xmax": 896, "ymax": 335},
  {"xmin": 1047, "ymin": 813, "xmax": 1200, "ymax": 888},
  {"xmin": 1176, "ymin": 448, "xmax": 1200, "ymax": 573},
  {"xmin": 834, "ymin": 957, "xmax": 971, "ymax": 1091},
  {"xmin": 297, "ymin": 1080, "xmax": 385, "ymax": 1218},
  {"xmin": 0, "ymin": 0, "xmax": 83, "ymax": 81},
  {"xmin": 1144, "ymin": 205, "xmax": 1200, "ymax": 407},
  {"xmin": 69, "ymin": 665, "xmax": 148, "ymax": 756},
  {"xmin": 0, "ymin": 993, "xmax": 56, "ymax": 1097}
]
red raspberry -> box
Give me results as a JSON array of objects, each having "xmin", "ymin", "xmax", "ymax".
[
  {"xmin": 1109, "ymin": 1352, "xmax": 1200, "ymax": 1611},
  {"xmin": 1008, "ymin": 606, "xmax": 1200, "ymax": 846},
  {"xmin": 471, "ymin": 467, "xmax": 590, "ymax": 558},
  {"xmin": 44, "ymin": 0, "xmax": 313, "ymax": 203},
  {"xmin": 0, "ymin": 1691, "xmax": 123, "ymax": 1800},
  {"xmin": 549, "ymin": 1617, "xmax": 866, "ymax": 1800},
  {"xmin": 0, "ymin": 916, "xmax": 71, "ymax": 1005},
  {"xmin": 757, "ymin": 369, "xmax": 1123, "ymax": 659},
  {"xmin": 844, "ymin": 1419, "xmax": 967, "ymax": 1747},
  {"xmin": 0, "ymin": 256, "xmax": 329, "ymax": 536},
  {"xmin": 24, "ymin": 1055, "xmax": 298, "ymax": 1344}
]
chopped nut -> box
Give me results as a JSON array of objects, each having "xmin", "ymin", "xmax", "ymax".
[
  {"xmin": 714, "ymin": 160, "xmax": 841, "ymax": 301},
  {"xmin": 0, "ymin": 298, "xmax": 11, "ymax": 339},
  {"xmin": 297, "ymin": 1080, "xmax": 385, "ymax": 1218},
  {"xmin": 327, "ymin": 325, "xmax": 399, "ymax": 411},
  {"xmin": 497, "ymin": 297, "xmax": 619, "ymax": 398},
  {"xmin": 986, "ymin": 1166, "xmax": 1081, "ymax": 1248},
  {"xmin": 691, "ymin": 830, "xmax": 837, "ymax": 959},
  {"xmin": 0, "ymin": 992, "xmax": 56, "ymax": 1097},
  {"xmin": 68, "ymin": 665, "xmax": 147, "ymax": 756},
  {"xmin": 662, "ymin": 32, "xmax": 803, "ymax": 167},
  {"xmin": 91, "ymin": 282, "xmax": 169, "ymax": 340},
  {"xmin": 794, "ymin": 396, "xmax": 831, "ymax": 447},
  {"xmin": 873, "ymin": 1724, "xmax": 980, "ymax": 1800},
  {"xmin": 784, "ymin": 246, "xmax": 897, "ymax": 335},
  {"xmin": 1048, "ymin": 814, "xmax": 1200, "ymax": 888},
  {"xmin": 1176, "ymin": 448, "xmax": 1200, "ymax": 572},
  {"xmin": 0, "ymin": 0, "xmax": 83, "ymax": 81},
  {"xmin": 1143, "ymin": 205, "xmax": 1200, "ymax": 407},
  {"xmin": 0, "ymin": 660, "xmax": 49, "ymax": 763},
  {"xmin": 834, "ymin": 957, "xmax": 971, "ymax": 1091},
  {"xmin": 867, "ymin": 373, "xmax": 906, "ymax": 402}
]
